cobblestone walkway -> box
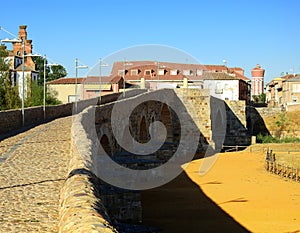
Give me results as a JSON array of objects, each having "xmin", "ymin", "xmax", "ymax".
[{"xmin": 0, "ymin": 117, "xmax": 72, "ymax": 232}]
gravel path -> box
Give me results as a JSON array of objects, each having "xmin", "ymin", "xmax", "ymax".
[{"xmin": 0, "ymin": 117, "xmax": 72, "ymax": 232}]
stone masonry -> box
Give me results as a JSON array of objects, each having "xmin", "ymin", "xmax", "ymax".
[
  {"xmin": 0, "ymin": 117, "xmax": 72, "ymax": 232},
  {"xmin": 0, "ymin": 88, "xmax": 254, "ymax": 232}
]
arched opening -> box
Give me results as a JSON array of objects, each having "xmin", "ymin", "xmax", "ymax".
[
  {"xmin": 100, "ymin": 134, "xmax": 112, "ymax": 156},
  {"xmin": 139, "ymin": 116, "xmax": 149, "ymax": 143},
  {"xmin": 160, "ymin": 104, "xmax": 173, "ymax": 142},
  {"xmin": 246, "ymin": 117, "xmax": 253, "ymax": 135},
  {"xmin": 121, "ymin": 125, "xmax": 134, "ymax": 151},
  {"xmin": 150, "ymin": 116, "xmax": 155, "ymax": 137},
  {"xmin": 213, "ymin": 110, "xmax": 223, "ymax": 133}
]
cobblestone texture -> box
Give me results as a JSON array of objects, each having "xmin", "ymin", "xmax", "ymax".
[{"xmin": 0, "ymin": 117, "xmax": 72, "ymax": 233}]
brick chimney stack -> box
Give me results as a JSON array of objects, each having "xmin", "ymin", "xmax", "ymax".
[{"xmin": 13, "ymin": 25, "xmax": 35, "ymax": 68}]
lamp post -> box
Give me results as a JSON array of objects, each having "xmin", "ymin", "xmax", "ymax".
[
  {"xmin": 98, "ymin": 58, "xmax": 109, "ymax": 104},
  {"xmin": 75, "ymin": 58, "xmax": 88, "ymax": 113},
  {"xmin": 123, "ymin": 59, "xmax": 126, "ymax": 97},
  {"xmin": 43, "ymin": 55, "xmax": 46, "ymax": 119},
  {"xmin": 122, "ymin": 59, "xmax": 132, "ymax": 97},
  {"xmin": 43, "ymin": 55, "xmax": 59, "ymax": 120},
  {"xmin": 157, "ymin": 61, "xmax": 160, "ymax": 90}
]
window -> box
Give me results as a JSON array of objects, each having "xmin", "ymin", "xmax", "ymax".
[
  {"xmin": 144, "ymin": 69, "xmax": 151, "ymax": 75},
  {"xmin": 183, "ymin": 70, "xmax": 193, "ymax": 76},
  {"xmin": 196, "ymin": 69, "xmax": 203, "ymax": 76},
  {"xmin": 292, "ymin": 96, "xmax": 298, "ymax": 102},
  {"xmin": 170, "ymin": 69, "xmax": 178, "ymax": 75},
  {"xmin": 118, "ymin": 70, "xmax": 124, "ymax": 76},
  {"xmin": 131, "ymin": 69, "xmax": 138, "ymax": 76},
  {"xmin": 215, "ymin": 82, "xmax": 223, "ymax": 94},
  {"xmin": 158, "ymin": 69, "xmax": 165, "ymax": 75},
  {"xmin": 292, "ymin": 84, "xmax": 300, "ymax": 93},
  {"xmin": 183, "ymin": 70, "xmax": 190, "ymax": 75}
]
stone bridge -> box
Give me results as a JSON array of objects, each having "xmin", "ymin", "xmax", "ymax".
[
  {"xmin": 65, "ymin": 88, "xmax": 253, "ymax": 232},
  {"xmin": 0, "ymin": 88, "xmax": 267, "ymax": 232}
]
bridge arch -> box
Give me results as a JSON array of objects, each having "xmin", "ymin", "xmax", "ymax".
[
  {"xmin": 139, "ymin": 116, "xmax": 149, "ymax": 143},
  {"xmin": 100, "ymin": 134, "xmax": 112, "ymax": 156},
  {"xmin": 160, "ymin": 104, "xmax": 173, "ymax": 142}
]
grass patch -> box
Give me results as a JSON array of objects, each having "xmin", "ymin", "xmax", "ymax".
[{"xmin": 257, "ymin": 133, "xmax": 300, "ymax": 144}]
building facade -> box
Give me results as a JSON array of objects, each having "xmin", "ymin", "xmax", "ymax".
[
  {"xmin": 203, "ymin": 73, "xmax": 250, "ymax": 102},
  {"xmin": 110, "ymin": 61, "xmax": 250, "ymax": 102},
  {"xmin": 282, "ymin": 75, "xmax": 300, "ymax": 111},
  {"xmin": 2, "ymin": 25, "xmax": 38, "ymax": 99},
  {"xmin": 251, "ymin": 64, "xmax": 265, "ymax": 99},
  {"xmin": 266, "ymin": 74, "xmax": 300, "ymax": 110},
  {"xmin": 47, "ymin": 76, "xmax": 123, "ymax": 104}
]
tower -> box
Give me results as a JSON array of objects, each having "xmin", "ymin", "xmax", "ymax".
[
  {"xmin": 251, "ymin": 64, "xmax": 265, "ymax": 99},
  {"xmin": 12, "ymin": 25, "xmax": 35, "ymax": 68}
]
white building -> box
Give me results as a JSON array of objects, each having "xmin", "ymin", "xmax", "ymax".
[{"xmin": 203, "ymin": 73, "xmax": 250, "ymax": 102}]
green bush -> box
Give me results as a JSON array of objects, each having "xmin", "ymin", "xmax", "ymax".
[
  {"xmin": 280, "ymin": 137, "xmax": 300, "ymax": 143},
  {"xmin": 256, "ymin": 133, "xmax": 300, "ymax": 144}
]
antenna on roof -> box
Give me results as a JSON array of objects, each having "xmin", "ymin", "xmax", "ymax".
[{"xmin": 222, "ymin": 59, "xmax": 227, "ymax": 66}]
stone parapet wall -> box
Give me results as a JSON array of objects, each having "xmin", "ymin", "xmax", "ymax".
[
  {"xmin": 0, "ymin": 89, "xmax": 147, "ymax": 136},
  {"xmin": 225, "ymin": 100, "xmax": 246, "ymax": 127},
  {"xmin": 255, "ymin": 107, "xmax": 281, "ymax": 118},
  {"xmin": 286, "ymin": 103, "xmax": 300, "ymax": 112},
  {"xmin": 0, "ymin": 109, "xmax": 22, "ymax": 133},
  {"xmin": 175, "ymin": 89, "xmax": 212, "ymax": 142},
  {"xmin": 58, "ymin": 109, "xmax": 117, "ymax": 232},
  {"xmin": 58, "ymin": 90, "xmax": 148, "ymax": 233}
]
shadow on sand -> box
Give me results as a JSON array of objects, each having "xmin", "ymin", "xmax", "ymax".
[{"xmin": 141, "ymin": 170, "xmax": 250, "ymax": 233}]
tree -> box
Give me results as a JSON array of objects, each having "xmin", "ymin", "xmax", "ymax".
[
  {"xmin": 32, "ymin": 56, "xmax": 67, "ymax": 82},
  {"xmin": 48, "ymin": 65, "xmax": 67, "ymax": 81},
  {"xmin": 252, "ymin": 93, "xmax": 266, "ymax": 103},
  {"xmin": 32, "ymin": 56, "xmax": 50, "ymax": 85},
  {"xmin": 0, "ymin": 45, "xmax": 21, "ymax": 110}
]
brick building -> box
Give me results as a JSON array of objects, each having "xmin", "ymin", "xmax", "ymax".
[
  {"xmin": 2, "ymin": 25, "xmax": 38, "ymax": 99},
  {"xmin": 251, "ymin": 64, "xmax": 265, "ymax": 99},
  {"xmin": 110, "ymin": 60, "xmax": 250, "ymax": 102}
]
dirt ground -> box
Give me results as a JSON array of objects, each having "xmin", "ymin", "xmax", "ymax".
[{"xmin": 142, "ymin": 143, "xmax": 300, "ymax": 233}]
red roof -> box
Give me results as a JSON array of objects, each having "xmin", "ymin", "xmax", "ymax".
[
  {"xmin": 48, "ymin": 76, "xmax": 123, "ymax": 85},
  {"xmin": 47, "ymin": 77, "xmax": 85, "ymax": 84},
  {"xmin": 110, "ymin": 61, "xmax": 227, "ymax": 76},
  {"xmin": 83, "ymin": 75, "xmax": 123, "ymax": 84},
  {"xmin": 229, "ymin": 70, "xmax": 250, "ymax": 81},
  {"xmin": 127, "ymin": 73, "xmax": 187, "ymax": 81}
]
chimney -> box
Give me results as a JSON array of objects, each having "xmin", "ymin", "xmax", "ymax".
[{"xmin": 18, "ymin": 25, "xmax": 27, "ymax": 41}]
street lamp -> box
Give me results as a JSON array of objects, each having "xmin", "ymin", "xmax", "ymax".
[
  {"xmin": 43, "ymin": 55, "xmax": 59, "ymax": 120},
  {"xmin": 75, "ymin": 58, "xmax": 88, "ymax": 113},
  {"xmin": 98, "ymin": 58, "xmax": 109, "ymax": 104},
  {"xmin": 123, "ymin": 59, "xmax": 132, "ymax": 97},
  {"xmin": 157, "ymin": 61, "xmax": 160, "ymax": 90}
]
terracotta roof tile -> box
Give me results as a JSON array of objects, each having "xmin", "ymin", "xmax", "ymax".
[
  {"xmin": 84, "ymin": 75, "xmax": 123, "ymax": 83},
  {"xmin": 47, "ymin": 77, "xmax": 85, "ymax": 84},
  {"xmin": 110, "ymin": 61, "xmax": 227, "ymax": 76}
]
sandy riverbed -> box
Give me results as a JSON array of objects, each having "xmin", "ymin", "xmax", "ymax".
[{"xmin": 142, "ymin": 145, "xmax": 300, "ymax": 233}]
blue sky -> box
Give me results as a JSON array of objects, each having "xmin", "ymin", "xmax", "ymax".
[{"xmin": 1, "ymin": 0, "xmax": 299, "ymax": 83}]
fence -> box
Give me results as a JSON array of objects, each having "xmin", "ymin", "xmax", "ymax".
[
  {"xmin": 265, "ymin": 148, "xmax": 300, "ymax": 183},
  {"xmin": 222, "ymin": 145, "xmax": 249, "ymax": 152}
]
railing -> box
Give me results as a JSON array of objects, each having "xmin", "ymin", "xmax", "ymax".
[
  {"xmin": 222, "ymin": 145, "xmax": 248, "ymax": 152},
  {"xmin": 265, "ymin": 148, "xmax": 300, "ymax": 183}
]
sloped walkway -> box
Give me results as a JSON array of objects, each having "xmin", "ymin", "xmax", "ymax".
[{"xmin": 0, "ymin": 117, "xmax": 72, "ymax": 232}]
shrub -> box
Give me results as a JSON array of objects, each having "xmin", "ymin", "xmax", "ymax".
[{"xmin": 256, "ymin": 133, "xmax": 300, "ymax": 144}]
